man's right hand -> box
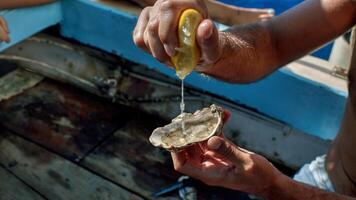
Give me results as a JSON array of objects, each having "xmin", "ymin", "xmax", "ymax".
[
  {"xmin": 132, "ymin": 0, "xmax": 223, "ymax": 69},
  {"xmin": 0, "ymin": 16, "xmax": 10, "ymax": 43}
]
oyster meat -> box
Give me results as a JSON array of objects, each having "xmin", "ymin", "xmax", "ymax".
[{"xmin": 149, "ymin": 104, "xmax": 224, "ymax": 152}]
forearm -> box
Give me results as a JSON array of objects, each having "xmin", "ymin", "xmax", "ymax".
[
  {"xmin": 266, "ymin": 174, "xmax": 356, "ymax": 200},
  {"xmin": 200, "ymin": 0, "xmax": 356, "ymax": 83},
  {"xmin": 0, "ymin": 0, "xmax": 55, "ymax": 9},
  {"xmin": 198, "ymin": 22, "xmax": 278, "ymax": 83},
  {"xmin": 131, "ymin": 0, "xmax": 262, "ymax": 26},
  {"xmin": 205, "ymin": 0, "xmax": 270, "ymax": 26},
  {"xmin": 129, "ymin": 0, "xmax": 155, "ymax": 7}
]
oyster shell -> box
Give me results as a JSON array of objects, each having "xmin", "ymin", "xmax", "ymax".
[{"xmin": 149, "ymin": 104, "xmax": 224, "ymax": 152}]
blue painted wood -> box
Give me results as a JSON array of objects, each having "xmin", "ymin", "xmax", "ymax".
[
  {"xmin": 60, "ymin": 0, "xmax": 347, "ymax": 140},
  {"xmin": 0, "ymin": 2, "xmax": 61, "ymax": 52},
  {"xmin": 218, "ymin": 0, "xmax": 333, "ymax": 60}
]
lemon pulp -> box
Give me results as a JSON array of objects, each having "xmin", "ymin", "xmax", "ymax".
[
  {"xmin": 171, "ymin": 9, "xmax": 202, "ymax": 135},
  {"xmin": 171, "ymin": 9, "xmax": 203, "ymax": 80}
]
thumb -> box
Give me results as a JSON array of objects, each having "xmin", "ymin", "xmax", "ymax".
[
  {"xmin": 196, "ymin": 19, "xmax": 221, "ymax": 64},
  {"xmin": 206, "ymin": 136, "xmax": 248, "ymax": 164}
]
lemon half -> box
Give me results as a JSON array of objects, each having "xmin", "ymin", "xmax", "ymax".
[{"xmin": 171, "ymin": 9, "xmax": 203, "ymax": 79}]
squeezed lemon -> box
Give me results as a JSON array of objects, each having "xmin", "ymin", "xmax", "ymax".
[{"xmin": 171, "ymin": 9, "xmax": 203, "ymax": 80}]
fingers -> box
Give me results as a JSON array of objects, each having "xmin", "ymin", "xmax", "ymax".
[
  {"xmin": 133, "ymin": 7, "xmax": 151, "ymax": 53},
  {"xmin": 205, "ymin": 136, "xmax": 249, "ymax": 165},
  {"xmin": 222, "ymin": 109, "xmax": 231, "ymax": 124},
  {"xmin": 133, "ymin": 0, "xmax": 211, "ymax": 66},
  {"xmin": 196, "ymin": 19, "xmax": 221, "ymax": 64},
  {"xmin": 158, "ymin": 0, "xmax": 207, "ymax": 57},
  {"xmin": 0, "ymin": 16, "xmax": 9, "ymax": 33},
  {"xmin": 171, "ymin": 150, "xmax": 188, "ymax": 171},
  {"xmin": 146, "ymin": 18, "xmax": 170, "ymax": 63},
  {"xmin": 171, "ymin": 150, "xmax": 205, "ymax": 179},
  {"xmin": 0, "ymin": 16, "xmax": 10, "ymax": 43}
]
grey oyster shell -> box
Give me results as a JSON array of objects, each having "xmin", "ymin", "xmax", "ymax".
[{"xmin": 149, "ymin": 104, "xmax": 224, "ymax": 152}]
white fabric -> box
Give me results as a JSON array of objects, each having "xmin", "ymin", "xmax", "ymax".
[{"xmin": 293, "ymin": 155, "xmax": 335, "ymax": 192}]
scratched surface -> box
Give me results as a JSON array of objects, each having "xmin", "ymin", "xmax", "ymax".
[
  {"xmin": 0, "ymin": 165, "xmax": 45, "ymax": 200},
  {"xmin": 0, "ymin": 77, "xmax": 252, "ymax": 199},
  {"xmin": 0, "ymin": 130, "xmax": 143, "ymax": 200},
  {"xmin": 82, "ymin": 112, "xmax": 251, "ymax": 200},
  {"xmin": 0, "ymin": 80, "xmax": 131, "ymax": 161},
  {"xmin": 81, "ymin": 110, "xmax": 180, "ymax": 199}
]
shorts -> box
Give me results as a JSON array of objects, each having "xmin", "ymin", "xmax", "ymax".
[{"xmin": 293, "ymin": 155, "xmax": 335, "ymax": 192}]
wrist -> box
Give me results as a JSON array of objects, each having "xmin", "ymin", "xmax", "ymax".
[{"xmin": 262, "ymin": 173, "xmax": 291, "ymax": 200}]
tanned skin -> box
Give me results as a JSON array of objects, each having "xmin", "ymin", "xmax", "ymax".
[
  {"xmin": 0, "ymin": 0, "xmax": 55, "ymax": 9},
  {"xmin": 0, "ymin": 16, "xmax": 9, "ymax": 42},
  {"xmin": 130, "ymin": 0, "xmax": 274, "ymax": 25},
  {"xmin": 133, "ymin": 0, "xmax": 356, "ymax": 199}
]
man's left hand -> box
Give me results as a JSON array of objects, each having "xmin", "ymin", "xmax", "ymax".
[{"xmin": 171, "ymin": 129, "xmax": 283, "ymax": 197}]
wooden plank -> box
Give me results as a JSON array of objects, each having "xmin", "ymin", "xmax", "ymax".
[
  {"xmin": 81, "ymin": 109, "xmax": 250, "ymax": 200},
  {"xmin": 81, "ymin": 110, "xmax": 179, "ymax": 200},
  {"xmin": 0, "ymin": 80, "xmax": 132, "ymax": 161},
  {"xmin": 1, "ymin": 34, "xmax": 330, "ymax": 169},
  {"xmin": 0, "ymin": 130, "xmax": 143, "ymax": 200},
  {"xmin": 0, "ymin": 166, "xmax": 45, "ymax": 200},
  {"xmin": 287, "ymin": 56, "xmax": 347, "ymax": 93},
  {"xmin": 60, "ymin": 0, "xmax": 346, "ymax": 140}
]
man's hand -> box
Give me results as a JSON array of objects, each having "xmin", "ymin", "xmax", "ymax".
[
  {"xmin": 0, "ymin": 16, "xmax": 10, "ymax": 43},
  {"xmin": 132, "ymin": 0, "xmax": 223, "ymax": 68},
  {"xmin": 171, "ymin": 136, "xmax": 282, "ymax": 196},
  {"xmin": 171, "ymin": 109, "xmax": 356, "ymax": 199},
  {"xmin": 171, "ymin": 111, "xmax": 282, "ymax": 196}
]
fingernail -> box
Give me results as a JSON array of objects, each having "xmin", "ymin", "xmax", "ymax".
[
  {"xmin": 205, "ymin": 27, "xmax": 213, "ymax": 40},
  {"xmin": 164, "ymin": 44, "xmax": 175, "ymax": 57},
  {"xmin": 201, "ymin": 21, "xmax": 213, "ymax": 40},
  {"xmin": 208, "ymin": 137, "xmax": 222, "ymax": 150}
]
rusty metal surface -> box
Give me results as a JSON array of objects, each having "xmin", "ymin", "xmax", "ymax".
[{"xmin": 0, "ymin": 80, "xmax": 131, "ymax": 161}]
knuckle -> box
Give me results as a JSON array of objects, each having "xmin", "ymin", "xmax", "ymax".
[
  {"xmin": 221, "ymin": 146, "xmax": 234, "ymax": 159},
  {"xmin": 133, "ymin": 36, "xmax": 145, "ymax": 49},
  {"xmin": 159, "ymin": 31, "xmax": 170, "ymax": 44},
  {"xmin": 161, "ymin": 0, "xmax": 175, "ymax": 11},
  {"xmin": 143, "ymin": 33, "xmax": 150, "ymax": 46},
  {"xmin": 147, "ymin": 21, "xmax": 158, "ymax": 33},
  {"xmin": 152, "ymin": 49, "xmax": 169, "ymax": 62},
  {"xmin": 142, "ymin": 6, "xmax": 151, "ymax": 14}
]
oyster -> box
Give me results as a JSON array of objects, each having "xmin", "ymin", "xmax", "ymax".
[{"xmin": 149, "ymin": 104, "xmax": 224, "ymax": 152}]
